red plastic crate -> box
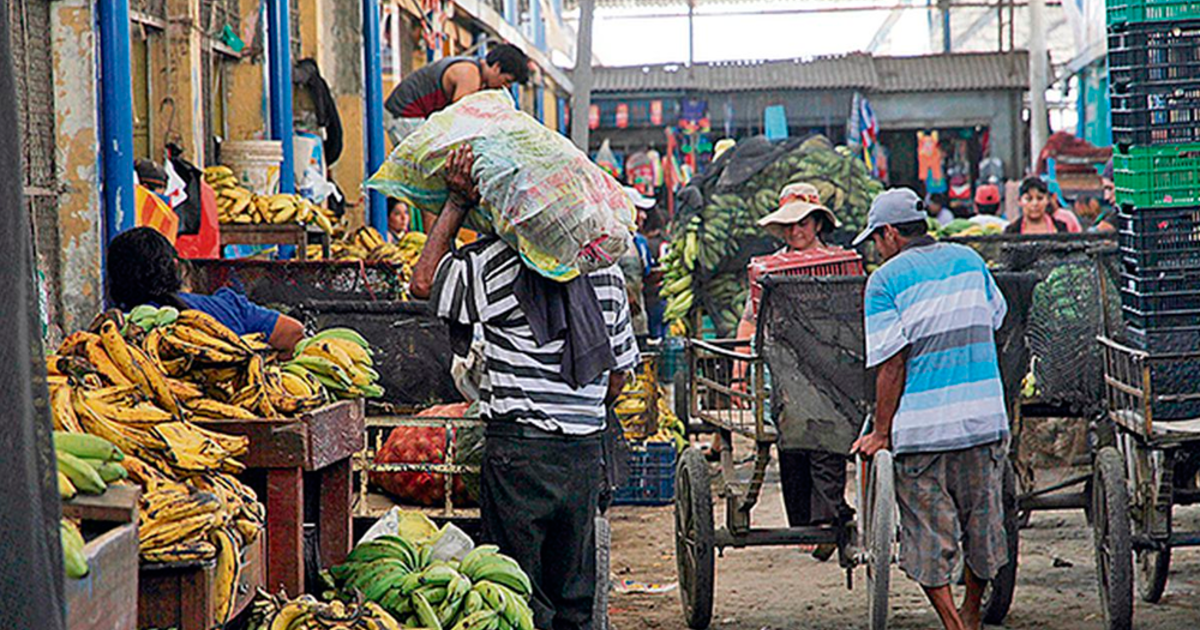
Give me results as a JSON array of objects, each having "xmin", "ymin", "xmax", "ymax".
[{"xmin": 747, "ymin": 247, "xmax": 864, "ymax": 315}]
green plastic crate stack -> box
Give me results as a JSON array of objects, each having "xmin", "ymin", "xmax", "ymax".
[{"xmin": 1108, "ymin": 0, "xmax": 1200, "ymax": 27}]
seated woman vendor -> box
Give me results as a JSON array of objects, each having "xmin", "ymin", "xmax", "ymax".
[{"xmin": 107, "ymin": 227, "xmax": 305, "ymax": 355}]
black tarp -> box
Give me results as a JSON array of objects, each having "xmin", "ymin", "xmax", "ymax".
[
  {"xmin": 757, "ymin": 272, "xmax": 1037, "ymax": 453},
  {"xmin": 0, "ymin": 0, "xmax": 66, "ymax": 623}
]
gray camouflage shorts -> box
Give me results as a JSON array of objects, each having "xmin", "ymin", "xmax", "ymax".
[{"xmin": 895, "ymin": 440, "xmax": 1008, "ymax": 588}]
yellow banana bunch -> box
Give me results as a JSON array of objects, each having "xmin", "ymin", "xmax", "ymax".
[
  {"xmin": 285, "ymin": 328, "xmax": 384, "ymax": 400},
  {"xmin": 205, "ymin": 166, "xmax": 257, "ymax": 223},
  {"xmin": 214, "ymin": 186, "xmax": 338, "ymax": 234},
  {"xmin": 304, "ymin": 228, "xmax": 426, "ymax": 279},
  {"xmin": 248, "ymin": 591, "xmax": 405, "ymax": 630}
]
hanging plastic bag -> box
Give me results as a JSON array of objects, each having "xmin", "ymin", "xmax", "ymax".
[{"xmin": 366, "ymin": 90, "xmax": 635, "ymax": 282}]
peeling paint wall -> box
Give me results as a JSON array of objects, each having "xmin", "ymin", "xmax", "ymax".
[
  {"xmin": 317, "ymin": 0, "xmax": 364, "ymax": 220},
  {"xmin": 51, "ymin": 0, "xmax": 104, "ymax": 335},
  {"xmin": 227, "ymin": 0, "xmax": 267, "ymax": 141},
  {"xmin": 164, "ymin": 0, "xmax": 207, "ymax": 164}
]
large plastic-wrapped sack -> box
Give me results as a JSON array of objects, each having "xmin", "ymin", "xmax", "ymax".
[{"xmin": 366, "ymin": 90, "xmax": 635, "ymax": 281}]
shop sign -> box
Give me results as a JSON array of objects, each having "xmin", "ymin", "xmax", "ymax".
[
  {"xmin": 616, "ymin": 103, "xmax": 629, "ymax": 129},
  {"xmin": 589, "ymin": 104, "xmax": 600, "ymax": 130},
  {"xmin": 650, "ymin": 100, "xmax": 663, "ymax": 125}
]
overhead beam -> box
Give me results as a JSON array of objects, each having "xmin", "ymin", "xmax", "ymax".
[{"xmin": 867, "ymin": 3, "xmax": 907, "ymax": 52}]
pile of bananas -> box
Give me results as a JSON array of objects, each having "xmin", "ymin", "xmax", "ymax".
[
  {"xmin": 250, "ymin": 592, "xmax": 401, "ymax": 630},
  {"xmin": 328, "ymin": 537, "xmax": 535, "ymax": 630},
  {"xmin": 613, "ymin": 366, "xmax": 685, "ymax": 451},
  {"xmin": 662, "ymin": 135, "xmax": 883, "ymax": 335},
  {"xmin": 205, "ymin": 166, "xmax": 336, "ymax": 233},
  {"xmin": 306, "ymin": 227, "xmax": 427, "ymax": 265},
  {"xmin": 47, "ymin": 309, "xmax": 274, "ymax": 625},
  {"xmin": 61, "ymin": 518, "xmax": 88, "ymax": 579},
  {"xmin": 284, "ymin": 328, "xmax": 384, "ymax": 400},
  {"xmin": 56, "ymin": 432, "xmax": 127, "ymax": 499}
]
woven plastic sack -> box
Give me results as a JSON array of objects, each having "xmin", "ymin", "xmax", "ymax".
[{"xmin": 366, "ymin": 90, "xmax": 635, "ymax": 281}]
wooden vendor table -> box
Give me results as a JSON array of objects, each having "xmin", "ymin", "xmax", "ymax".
[
  {"xmin": 194, "ymin": 399, "xmax": 365, "ymax": 595},
  {"xmin": 64, "ymin": 485, "xmax": 140, "ymax": 630},
  {"xmin": 220, "ymin": 223, "xmax": 331, "ymax": 260},
  {"xmin": 138, "ymin": 531, "xmax": 263, "ymax": 630}
]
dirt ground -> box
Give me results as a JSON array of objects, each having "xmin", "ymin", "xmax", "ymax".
[{"xmin": 606, "ymin": 449, "xmax": 1200, "ymax": 630}]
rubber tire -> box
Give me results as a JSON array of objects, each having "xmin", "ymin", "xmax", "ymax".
[
  {"xmin": 594, "ymin": 515, "xmax": 611, "ymax": 630},
  {"xmin": 867, "ymin": 450, "xmax": 895, "ymax": 630},
  {"xmin": 983, "ymin": 459, "xmax": 1020, "ymax": 625},
  {"xmin": 1136, "ymin": 546, "xmax": 1171, "ymax": 604},
  {"xmin": 1092, "ymin": 447, "xmax": 1133, "ymax": 630},
  {"xmin": 675, "ymin": 447, "xmax": 715, "ymax": 629}
]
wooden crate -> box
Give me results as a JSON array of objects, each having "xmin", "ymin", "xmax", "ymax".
[
  {"xmin": 138, "ymin": 533, "xmax": 264, "ymax": 630},
  {"xmin": 193, "ymin": 399, "xmax": 364, "ymax": 595},
  {"xmin": 65, "ymin": 485, "xmax": 140, "ymax": 630}
]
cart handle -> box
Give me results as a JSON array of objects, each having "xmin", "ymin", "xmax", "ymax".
[{"xmin": 689, "ymin": 337, "xmax": 759, "ymax": 361}]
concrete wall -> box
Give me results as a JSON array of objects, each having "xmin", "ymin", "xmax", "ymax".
[
  {"xmin": 870, "ymin": 89, "xmax": 1025, "ymax": 180},
  {"xmin": 51, "ymin": 0, "xmax": 104, "ymax": 335}
]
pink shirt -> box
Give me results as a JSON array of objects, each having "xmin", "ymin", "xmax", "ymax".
[{"xmin": 1054, "ymin": 209, "xmax": 1082, "ymax": 233}]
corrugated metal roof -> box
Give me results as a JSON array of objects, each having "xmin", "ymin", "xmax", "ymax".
[
  {"xmin": 592, "ymin": 54, "xmax": 878, "ymax": 92},
  {"xmin": 874, "ymin": 52, "xmax": 1029, "ymax": 93},
  {"xmin": 591, "ymin": 51, "xmax": 1029, "ymax": 94}
]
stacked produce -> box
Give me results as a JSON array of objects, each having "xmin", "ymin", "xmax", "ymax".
[
  {"xmin": 938, "ymin": 218, "xmax": 1004, "ymax": 238},
  {"xmin": 612, "ymin": 365, "xmax": 686, "ymax": 451},
  {"xmin": 56, "ymin": 431, "xmax": 127, "ymax": 499},
  {"xmin": 285, "ymin": 328, "xmax": 385, "ymax": 400},
  {"xmin": 372, "ymin": 403, "xmax": 481, "ymax": 507},
  {"xmin": 305, "ymin": 227, "xmax": 428, "ymax": 266},
  {"xmin": 661, "ymin": 135, "xmax": 883, "ymax": 336},
  {"xmin": 249, "ymin": 591, "xmax": 403, "ymax": 630},
  {"xmin": 46, "ymin": 308, "xmax": 366, "ymax": 624},
  {"xmin": 205, "ymin": 166, "xmax": 336, "ymax": 234},
  {"xmin": 329, "ymin": 535, "xmax": 535, "ymax": 630}
]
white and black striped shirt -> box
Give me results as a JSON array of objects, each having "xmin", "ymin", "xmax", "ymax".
[{"xmin": 430, "ymin": 239, "xmax": 640, "ymax": 435}]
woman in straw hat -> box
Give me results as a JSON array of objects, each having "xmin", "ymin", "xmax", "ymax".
[{"xmin": 735, "ymin": 183, "xmax": 853, "ymax": 559}]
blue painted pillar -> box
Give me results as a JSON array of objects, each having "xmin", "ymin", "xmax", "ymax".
[
  {"xmin": 511, "ymin": 84, "xmax": 520, "ymax": 109},
  {"xmin": 531, "ymin": 0, "xmax": 545, "ymax": 50},
  {"xmin": 534, "ymin": 85, "xmax": 544, "ymax": 122},
  {"xmin": 503, "ymin": 0, "xmax": 517, "ymax": 23},
  {"xmin": 558, "ymin": 96, "xmax": 568, "ymax": 135},
  {"xmin": 98, "ymin": 0, "xmax": 135, "ymax": 243},
  {"xmin": 364, "ymin": 0, "xmax": 388, "ymax": 235},
  {"xmin": 267, "ymin": 0, "xmax": 295, "ymax": 192}
]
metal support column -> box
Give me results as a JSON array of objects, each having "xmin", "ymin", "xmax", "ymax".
[
  {"xmin": 98, "ymin": 0, "xmax": 135, "ymax": 242},
  {"xmin": 363, "ymin": 0, "xmax": 388, "ymax": 235},
  {"xmin": 1029, "ymin": 0, "xmax": 1049, "ymax": 171},
  {"xmin": 570, "ymin": 0, "xmax": 595, "ymax": 150},
  {"xmin": 267, "ymin": 0, "xmax": 295, "ymax": 192}
]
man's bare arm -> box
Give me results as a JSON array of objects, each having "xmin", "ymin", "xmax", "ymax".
[
  {"xmin": 409, "ymin": 146, "xmax": 478, "ymax": 299},
  {"xmin": 851, "ymin": 348, "xmax": 907, "ymax": 456}
]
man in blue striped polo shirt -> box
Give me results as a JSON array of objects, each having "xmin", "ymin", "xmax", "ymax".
[{"xmin": 851, "ymin": 188, "xmax": 1009, "ymax": 630}]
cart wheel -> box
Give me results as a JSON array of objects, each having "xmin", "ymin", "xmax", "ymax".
[
  {"xmin": 675, "ymin": 447, "xmax": 714, "ymax": 629},
  {"xmin": 1092, "ymin": 447, "xmax": 1133, "ymax": 630},
  {"xmin": 866, "ymin": 449, "xmax": 895, "ymax": 630},
  {"xmin": 674, "ymin": 368, "xmax": 691, "ymax": 433},
  {"xmin": 983, "ymin": 458, "xmax": 1020, "ymax": 624},
  {"xmin": 1136, "ymin": 546, "xmax": 1170, "ymax": 604}
]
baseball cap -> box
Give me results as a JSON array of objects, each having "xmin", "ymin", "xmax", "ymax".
[
  {"xmin": 851, "ymin": 188, "xmax": 927, "ymax": 247},
  {"xmin": 974, "ymin": 184, "xmax": 1001, "ymax": 206}
]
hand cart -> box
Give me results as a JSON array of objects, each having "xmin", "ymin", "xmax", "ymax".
[
  {"xmin": 1094, "ymin": 338, "xmax": 1200, "ymax": 630},
  {"xmin": 675, "ymin": 335, "xmax": 897, "ymax": 630}
]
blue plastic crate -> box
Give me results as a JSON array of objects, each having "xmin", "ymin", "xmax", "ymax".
[{"xmin": 613, "ymin": 442, "xmax": 678, "ymax": 506}]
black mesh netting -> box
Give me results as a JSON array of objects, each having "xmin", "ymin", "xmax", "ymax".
[
  {"xmin": 188, "ymin": 258, "xmax": 410, "ymax": 304},
  {"xmin": 292, "ymin": 300, "xmax": 462, "ymax": 407},
  {"xmin": 758, "ymin": 272, "xmax": 1038, "ymax": 452},
  {"xmin": 1018, "ymin": 246, "xmax": 1121, "ymax": 413}
]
